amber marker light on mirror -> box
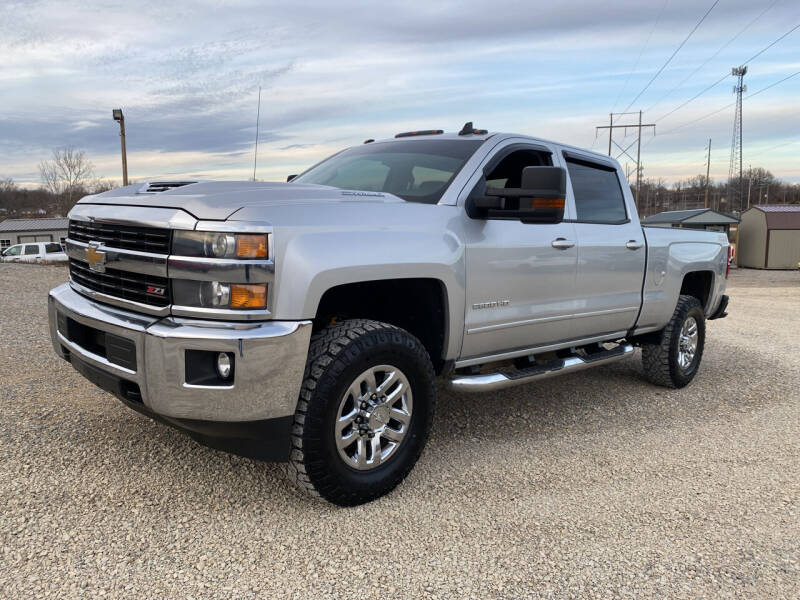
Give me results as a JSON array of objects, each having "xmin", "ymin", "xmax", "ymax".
[
  {"xmin": 235, "ymin": 234, "xmax": 268, "ymax": 259},
  {"xmin": 230, "ymin": 284, "xmax": 267, "ymax": 309}
]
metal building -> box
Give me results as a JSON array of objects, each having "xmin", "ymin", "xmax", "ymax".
[
  {"xmin": 737, "ymin": 205, "xmax": 800, "ymax": 269},
  {"xmin": 0, "ymin": 218, "xmax": 69, "ymax": 252},
  {"xmin": 642, "ymin": 208, "xmax": 740, "ymax": 234}
]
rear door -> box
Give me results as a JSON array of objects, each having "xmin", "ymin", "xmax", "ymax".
[
  {"xmin": 21, "ymin": 244, "xmax": 41, "ymax": 263},
  {"xmin": 562, "ymin": 151, "xmax": 646, "ymax": 339}
]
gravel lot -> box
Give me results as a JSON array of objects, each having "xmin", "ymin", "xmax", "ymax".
[{"xmin": 1, "ymin": 264, "xmax": 799, "ymax": 599}]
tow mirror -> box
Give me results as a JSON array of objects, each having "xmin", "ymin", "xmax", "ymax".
[{"xmin": 471, "ymin": 166, "xmax": 566, "ymax": 224}]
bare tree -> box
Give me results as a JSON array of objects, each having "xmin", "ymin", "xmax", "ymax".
[
  {"xmin": 0, "ymin": 177, "xmax": 16, "ymax": 195},
  {"xmin": 38, "ymin": 147, "xmax": 95, "ymax": 208}
]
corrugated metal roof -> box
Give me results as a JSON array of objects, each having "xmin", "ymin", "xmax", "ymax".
[
  {"xmin": 0, "ymin": 218, "xmax": 69, "ymax": 232},
  {"xmin": 643, "ymin": 208, "xmax": 739, "ymax": 225},
  {"xmin": 752, "ymin": 204, "xmax": 800, "ymax": 212},
  {"xmin": 747, "ymin": 205, "xmax": 800, "ymax": 229}
]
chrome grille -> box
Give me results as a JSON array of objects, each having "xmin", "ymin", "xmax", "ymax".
[
  {"xmin": 69, "ymin": 258, "xmax": 171, "ymax": 307},
  {"xmin": 68, "ymin": 220, "xmax": 171, "ymax": 254}
]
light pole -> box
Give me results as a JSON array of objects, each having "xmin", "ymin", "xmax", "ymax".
[{"xmin": 112, "ymin": 109, "xmax": 128, "ymax": 186}]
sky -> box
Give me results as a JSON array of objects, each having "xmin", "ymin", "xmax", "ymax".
[{"xmin": 1, "ymin": 0, "xmax": 799, "ymax": 188}]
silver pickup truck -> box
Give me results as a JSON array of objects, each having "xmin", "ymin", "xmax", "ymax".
[{"xmin": 48, "ymin": 126, "xmax": 730, "ymax": 505}]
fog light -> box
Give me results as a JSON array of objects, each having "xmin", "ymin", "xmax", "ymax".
[{"xmin": 216, "ymin": 353, "xmax": 232, "ymax": 379}]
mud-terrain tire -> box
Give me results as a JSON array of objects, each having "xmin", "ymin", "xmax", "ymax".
[
  {"xmin": 641, "ymin": 294, "xmax": 706, "ymax": 389},
  {"xmin": 284, "ymin": 319, "xmax": 436, "ymax": 506}
]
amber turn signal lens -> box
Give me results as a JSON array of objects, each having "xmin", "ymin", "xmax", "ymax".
[
  {"xmin": 235, "ymin": 234, "xmax": 268, "ymax": 258},
  {"xmin": 230, "ymin": 284, "xmax": 267, "ymax": 309},
  {"xmin": 524, "ymin": 197, "xmax": 565, "ymax": 210}
]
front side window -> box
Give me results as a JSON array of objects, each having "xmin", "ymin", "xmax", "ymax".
[
  {"xmin": 485, "ymin": 148, "xmax": 552, "ymax": 189},
  {"xmin": 3, "ymin": 245, "xmax": 21, "ymax": 256},
  {"xmin": 292, "ymin": 139, "xmax": 483, "ymax": 204},
  {"xmin": 566, "ymin": 158, "xmax": 627, "ymax": 223},
  {"xmin": 24, "ymin": 244, "xmax": 40, "ymax": 255}
]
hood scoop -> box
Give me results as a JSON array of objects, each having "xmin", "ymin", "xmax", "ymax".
[{"xmin": 139, "ymin": 181, "xmax": 197, "ymax": 194}]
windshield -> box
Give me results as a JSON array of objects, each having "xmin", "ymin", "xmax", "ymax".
[{"xmin": 292, "ymin": 139, "xmax": 483, "ymax": 204}]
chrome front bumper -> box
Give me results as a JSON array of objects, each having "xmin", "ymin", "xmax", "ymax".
[{"xmin": 48, "ymin": 283, "xmax": 312, "ymax": 423}]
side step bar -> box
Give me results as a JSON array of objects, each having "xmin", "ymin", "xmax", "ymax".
[{"xmin": 447, "ymin": 343, "xmax": 635, "ymax": 393}]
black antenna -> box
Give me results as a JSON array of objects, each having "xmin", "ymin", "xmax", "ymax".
[{"xmin": 458, "ymin": 121, "xmax": 487, "ymax": 135}]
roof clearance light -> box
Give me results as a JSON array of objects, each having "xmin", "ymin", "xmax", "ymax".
[{"xmin": 394, "ymin": 130, "xmax": 444, "ymax": 138}]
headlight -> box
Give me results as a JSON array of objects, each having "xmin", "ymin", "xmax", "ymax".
[
  {"xmin": 172, "ymin": 231, "xmax": 268, "ymax": 259},
  {"xmin": 173, "ymin": 280, "xmax": 267, "ymax": 310}
]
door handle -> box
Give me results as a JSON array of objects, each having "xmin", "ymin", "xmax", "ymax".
[
  {"xmin": 626, "ymin": 240, "xmax": 644, "ymax": 250},
  {"xmin": 551, "ymin": 238, "xmax": 575, "ymax": 250}
]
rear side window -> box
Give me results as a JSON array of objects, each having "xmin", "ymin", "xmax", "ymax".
[
  {"xmin": 566, "ymin": 158, "xmax": 627, "ymax": 223},
  {"xmin": 45, "ymin": 243, "xmax": 62, "ymax": 253},
  {"xmin": 24, "ymin": 245, "xmax": 39, "ymax": 255}
]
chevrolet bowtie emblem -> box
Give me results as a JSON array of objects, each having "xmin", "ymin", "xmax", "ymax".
[{"xmin": 85, "ymin": 242, "xmax": 107, "ymax": 273}]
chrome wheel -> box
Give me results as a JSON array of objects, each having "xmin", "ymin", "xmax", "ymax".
[
  {"xmin": 678, "ymin": 316, "xmax": 698, "ymax": 370},
  {"xmin": 335, "ymin": 364, "xmax": 413, "ymax": 470}
]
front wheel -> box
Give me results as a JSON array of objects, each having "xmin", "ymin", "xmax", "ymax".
[
  {"xmin": 284, "ymin": 319, "xmax": 436, "ymax": 506},
  {"xmin": 641, "ymin": 295, "xmax": 706, "ymax": 388}
]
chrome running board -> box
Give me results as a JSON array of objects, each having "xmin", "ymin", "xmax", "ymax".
[{"xmin": 447, "ymin": 343, "xmax": 634, "ymax": 393}]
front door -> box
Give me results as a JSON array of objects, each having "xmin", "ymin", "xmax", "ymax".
[{"xmin": 460, "ymin": 142, "xmax": 579, "ymax": 361}]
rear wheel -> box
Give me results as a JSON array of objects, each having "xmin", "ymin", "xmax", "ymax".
[
  {"xmin": 285, "ymin": 319, "xmax": 436, "ymax": 506},
  {"xmin": 641, "ymin": 295, "xmax": 706, "ymax": 388}
]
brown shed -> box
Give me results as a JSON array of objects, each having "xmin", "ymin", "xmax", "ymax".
[{"xmin": 737, "ymin": 205, "xmax": 800, "ymax": 269}]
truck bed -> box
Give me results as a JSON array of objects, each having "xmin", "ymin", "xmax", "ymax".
[{"xmin": 635, "ymin": 226, "xmax": 729, "ymax": 335}]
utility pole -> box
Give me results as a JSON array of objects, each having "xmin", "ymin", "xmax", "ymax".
[
  {"xmin": 747, "ymin": 165, "xmax": 752, "ymax": 210},
  {"xmin": 727, "ymin": 66, "xmax": 747, "ymax": 212},
  {"xmin": 112, "ymin": 109, "xmax": 128, "ymax": 186},
  {"xmin": 704, "ymin": 138, "xmax": 711, "ymax": 209},
  {"xmin": 595, "ymin": 111, "xmax": 655, "ymax": 209},
  {"xmin": 635, "ymin": 110, "xmax": 643, "ymax": 205}
]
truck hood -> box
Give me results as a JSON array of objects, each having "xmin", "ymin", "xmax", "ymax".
[{"xmin": 77, "ymin": 181, "xmax": 404, "ymax": 221}]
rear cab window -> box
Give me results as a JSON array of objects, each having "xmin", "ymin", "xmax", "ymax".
[
  {"xmin": 45, "ymin": 243, "xmax": 63, "ymax": 253},
  {"xmin": 24, "ymin": 245, "xmax": 40, "ymax": 255},
  {"xmin": 565, "ymin": 155, "xmax": 628, "ymax": 224}
]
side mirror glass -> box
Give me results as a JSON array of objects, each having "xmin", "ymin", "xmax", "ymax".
[{"xmin": 471, "ymin": 166, "xmax": 566, "ymax": 224}]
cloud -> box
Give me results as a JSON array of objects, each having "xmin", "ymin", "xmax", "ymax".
[{"xmin": 2, "ymin": 0, "xmax": 799, "ymax": 185}]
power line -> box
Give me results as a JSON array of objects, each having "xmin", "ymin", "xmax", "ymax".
[
  {"xmin": 653, "ymin": 70, "xmax": 800, "ymax": 138},
  {"xmin": 747, "ymin": 138, "xmax": 800, "ymax": 160},
  {"xmin": 654, "ymin": 72, "xmax": 729, "ymax": 122},
  {"xmin": 645, "ymin": 1, "xmax": 778, "ymax": 115},
  {"xmin": 742, "ymin": 21, "xmax": 800, "ymax": 65},
  {"xmin": 610, "ymin": 0, "xmax": 670, "ymax": 114},
  {"xmin": 651, "ymin": 21, "xmax": 800, "ymax": 124},
  {"xmin": 621, "ymin": 0, "xmax": 719, "ymax": 113}
]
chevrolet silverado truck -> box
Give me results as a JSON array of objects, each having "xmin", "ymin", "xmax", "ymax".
[{"xmin": 48, "ymin": 125, "xmax": 730, "ymax": 506}]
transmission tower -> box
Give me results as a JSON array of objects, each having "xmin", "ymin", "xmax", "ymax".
[
  {"xmin": 727, "ymin": 66, "xmax": 747, "ymax": 212},
  {"xmin": 595, "ymin": 111, "xmax": 655, "ymax": 209}
]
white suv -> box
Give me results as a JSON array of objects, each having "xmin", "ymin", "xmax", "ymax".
[{"xmin": 2, "ymin": 242, "xmax": 68, "ymax": 263}]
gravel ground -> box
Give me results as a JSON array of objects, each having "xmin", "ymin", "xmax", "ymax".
[{"xmin": 1, "ymin": 264, "xmax": 799, "ymax": 599}]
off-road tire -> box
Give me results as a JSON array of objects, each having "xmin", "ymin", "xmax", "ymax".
[
  {"xmin": 641, "ymin": 294, "xmax": 706, "ymax": 388},
  {"xmin": 284, "ymin": 319, "xmax": 436, "ymax": 506}
]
